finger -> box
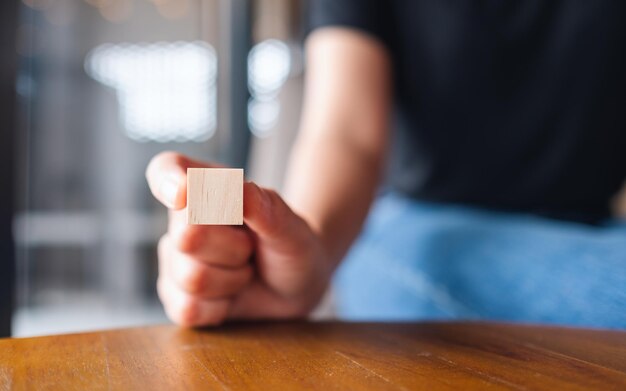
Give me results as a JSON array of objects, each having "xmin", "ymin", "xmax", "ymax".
[
  {"xmin": 166, "ymin": 250, "xmax": 254, "ymax": 299},
  {"xmin": 229, "ymin": 281, "xmax": 310, "ymax": 319},
  {"xmin": 159, "ymin": 234, "xmax": 253, "ymax": 297},
  {"xmin": 157, "ymin": 277, "xmax": 230, "ymax": 327},
  {"xmin": 145, "ymin": 151, "xmax": 218, "ymax": 210},
  {"xmin": 167, "ymin": 215, "xmax": 254, "ymax": 268}
]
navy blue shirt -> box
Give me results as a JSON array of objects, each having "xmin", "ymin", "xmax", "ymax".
[{"xmin": 307, "ymin": 0, "xmax": 626, "ymax": 222}]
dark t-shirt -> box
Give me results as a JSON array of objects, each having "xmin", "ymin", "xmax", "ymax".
[{"xmin": 307, "ymin": 0, "xmax": 626, "ymax": 222}]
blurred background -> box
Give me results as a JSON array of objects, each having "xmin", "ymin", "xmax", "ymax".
[
  {"xmin": 1, "ymin": 0, "xmax": 626, "ymax": 338},
  {"xmin": 0, "ymin": 0, "xmax": 305, "ymax": 337}
]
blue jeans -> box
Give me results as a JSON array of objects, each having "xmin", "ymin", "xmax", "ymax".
[{"xmin": 334, "ymin": 193, "xmax": 626, "ymax": 329}]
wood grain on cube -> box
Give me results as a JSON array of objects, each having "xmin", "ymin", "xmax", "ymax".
[{"xmin": 187, "ymin": 168, "xmax": 243, "ymax": 225}]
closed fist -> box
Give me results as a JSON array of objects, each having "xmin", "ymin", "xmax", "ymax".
[{"xmin": 146, "ymin": 152, "xmax": 331, "ymax": 326}]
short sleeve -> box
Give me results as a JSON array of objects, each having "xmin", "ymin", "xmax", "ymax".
[{"xmin": 305, "ymin": 0, "xmax": 392, "ymax": 48}]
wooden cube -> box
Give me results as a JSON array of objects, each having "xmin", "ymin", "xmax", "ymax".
[{"xmin": 186, "ymin": 168, "xmax": 244, "ymax": 225}]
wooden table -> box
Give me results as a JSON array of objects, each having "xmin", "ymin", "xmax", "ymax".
[{"xmin": 1, "ymin": 321, "xmax": 625, "ymax": 390}]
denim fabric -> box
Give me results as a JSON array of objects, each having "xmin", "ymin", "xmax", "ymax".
[{"xmin": 334, "ymin": 193, "xmax": 626, "ymax": 329}]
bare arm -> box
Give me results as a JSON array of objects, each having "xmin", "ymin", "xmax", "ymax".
[{"xmin": 285, "ymin": 27, "xmax": 392, "ymax": 267}]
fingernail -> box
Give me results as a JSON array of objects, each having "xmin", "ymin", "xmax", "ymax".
[{"xmin": 160, "ymin": 174, "xmax": 180, "ymax": 208}]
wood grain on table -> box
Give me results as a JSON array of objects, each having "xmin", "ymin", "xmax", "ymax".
[{"xmin": 0, "ymin": 321, "xmax": 625, "ymax": 390}]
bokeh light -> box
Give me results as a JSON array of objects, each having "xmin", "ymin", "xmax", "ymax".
[
  {"xmin": 247, "ymin": 98, "xmax": 280, "ymax": 138},
  {"xmin": 247, "ymin": 39, "xmax": 291, "ymax": 138},
  {"xmin": 85, "ymin": 41, "xmax": 217, "ymax": 142},
  {"xmin": 248, "ymin": 39, "xmax": 291, "ymax": 97}
]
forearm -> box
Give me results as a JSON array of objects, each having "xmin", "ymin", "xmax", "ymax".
[
  {"xmin": 283, "ymin": 29, "xmax": 391, "ymax": 269},
  {"xmin": 284, "ymin": 127, "xmax": 387, "ymax": 269}
]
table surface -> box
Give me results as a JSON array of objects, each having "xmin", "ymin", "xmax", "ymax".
[{"xmin": 1, "ymin": 321, "xmax": 625, "ymax": 390}]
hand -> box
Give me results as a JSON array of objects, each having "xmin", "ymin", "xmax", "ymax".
[{"xmin": 146, "ymin": 152, "xmax": 332, "ymax": 326}]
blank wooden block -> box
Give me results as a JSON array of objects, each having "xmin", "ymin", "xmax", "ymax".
[{"xmin": 187, "ymin": 168, "xmax": 243, "ymax": 225}]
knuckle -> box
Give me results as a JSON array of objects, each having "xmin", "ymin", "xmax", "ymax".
[
  {"xmin": 173, "ymin": 296, "xmax": 201, "ymax": 326},
  {"xmin": 178, "ymin": 262, "xmax": 209, "ymax": 294},
  {"xmin": 236, "ymin": 229, "xmax": 255, "ymax": 251},
  {"xmin": 145, "ymin": 154, "xmax": 160, "ymax": 178},
  {"xmin": 220, "ymin": 268, "xmax": 252, "ymax": 297},
  {"xmin": 223, "ymin": 230, "xmax": 254, "ymax": 265},
  {"xmin": 157, "ymin": 278, "xmax": 203, "ymax": 327},
  {"xmin": 159, "ymin": 150, "xmax": 184, "ymax": 163},
  {"xmin": 172, "ymin": 226, "xmax": 204, "ymax": 253},
  {"xmin": 157, "ymin": 235, "xmax": 169, "ymax": 258},
  {"xmin": 156, "ymin": 278, "xmax": 167, "ymax": 302},
  {"xmin": 202, "ymin": 303, "xmax": 228, "ymax": 326},
  {"xmin": 147, "ymin": 151, "xmax": 177, "ymax": 174}
]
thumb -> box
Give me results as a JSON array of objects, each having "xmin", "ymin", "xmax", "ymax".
[
  {"xmin": 240, "ymin": 183, "xmax": 325, "ymax": 305},
  {"xmin": 243, "ymin": 182, "xmax": 302, "ymax": 242}
]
